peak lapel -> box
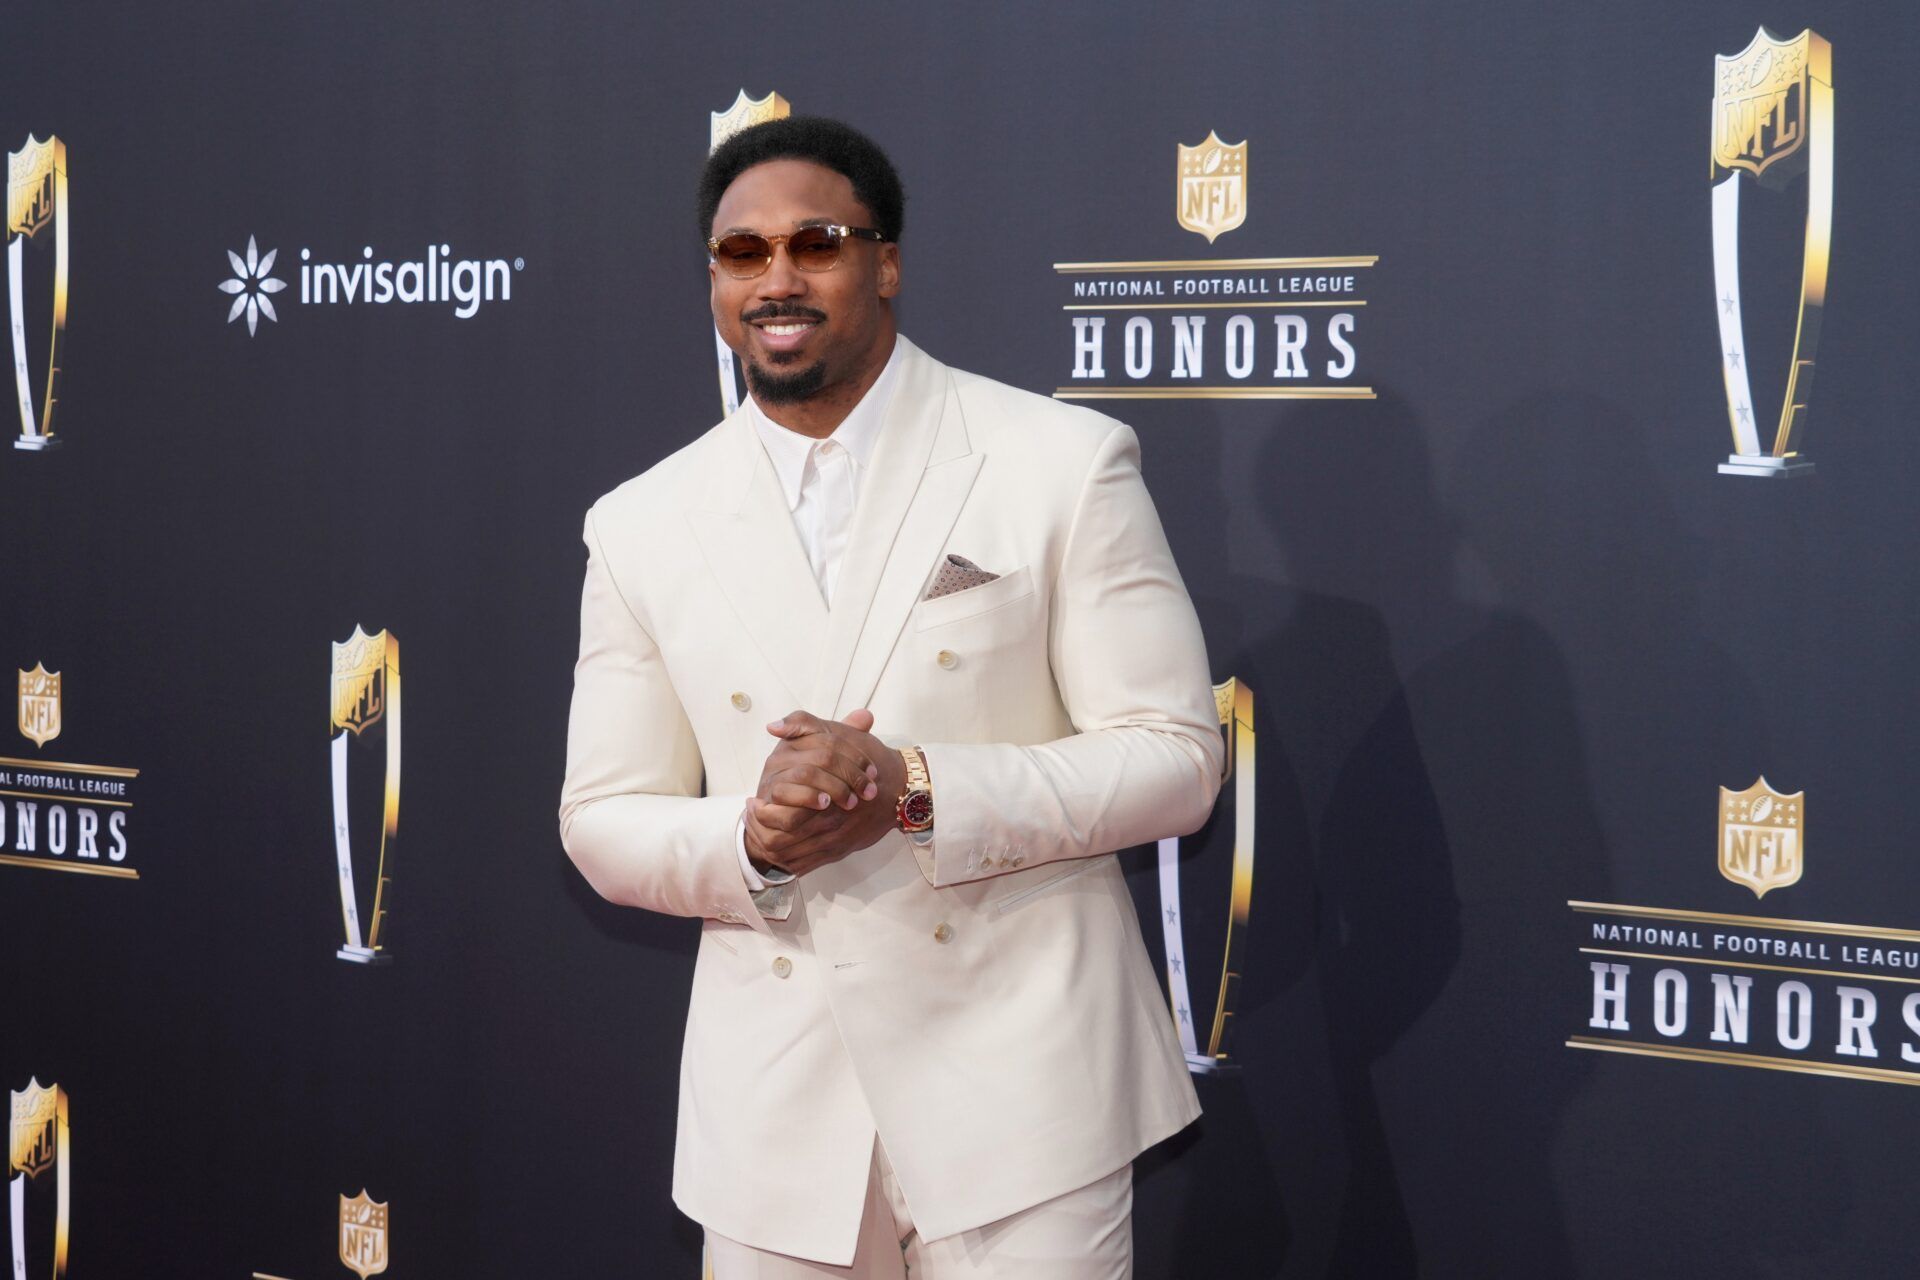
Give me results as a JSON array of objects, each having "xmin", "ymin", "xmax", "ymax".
[
  {"xmin": 686, "ymin": 409, "xmax": 829, "ymax": 710},
  {"xmin": 810, "ymin": 339, "xmax": 981, "ymax": 718}
]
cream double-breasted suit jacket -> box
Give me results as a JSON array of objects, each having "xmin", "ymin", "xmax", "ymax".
[{"xmin": 559, "ymin": 337, "xmax": 1221, "ymax": 1265}]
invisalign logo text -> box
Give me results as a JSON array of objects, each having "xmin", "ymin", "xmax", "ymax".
[{"xmin": 300, "ymin": 245, "xmax": 523, "ymax": 318}]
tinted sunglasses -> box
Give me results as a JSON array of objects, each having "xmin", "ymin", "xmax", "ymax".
[{"xmin": 706, "ymin": 224, "xmax": 888, "ymax": 279}]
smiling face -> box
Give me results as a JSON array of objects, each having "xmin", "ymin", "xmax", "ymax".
[{"xmin": 708, "ymin": 158, "xmax": 900, "ymax": 413}]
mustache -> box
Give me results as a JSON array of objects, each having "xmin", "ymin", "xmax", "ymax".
[{"xmin": 740, "ymin": 303, "xmax": 827, "ymax": 325}]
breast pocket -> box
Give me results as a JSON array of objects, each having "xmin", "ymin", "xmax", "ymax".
[
  {"xmin": 896, "ymin": 564, "xmax": 1049, "ymax": 743},
  {"xmin": 912, "ymin": 564, "xmax": 1035, "ymax": 632}
]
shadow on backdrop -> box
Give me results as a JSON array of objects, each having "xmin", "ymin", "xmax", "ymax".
[
  {"xmin": 1452, "ymin": 392, "xmax": 1847, "ymax": 1279},
  {"xmin": 1254, "ymin": 390, "xmax": 1467, "ymax": 1278},
  {"xmin": 1315, "ymin": 388, "xmax": 1606, "ymax": 1278}
]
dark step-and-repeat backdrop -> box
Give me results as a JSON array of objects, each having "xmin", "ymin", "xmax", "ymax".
[{"xmin": 4, "ymin": 3, "xmax": 1917, "ymax": 1276}]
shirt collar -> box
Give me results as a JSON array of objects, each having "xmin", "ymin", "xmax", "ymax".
[{"xmin": 748, "ymin": 336, "xmax": 903, "ymax": 511}]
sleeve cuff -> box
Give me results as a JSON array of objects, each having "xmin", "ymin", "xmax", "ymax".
[
  {"xmin": 735, "ymin": 814, "xmax": 796, "ymax": 889},
  {"xmin": 735, "ymin": 815, "xmax": 765, "ymax": 890},
  {"xmin": 735, "ymin": 812, "xmax": 796, "ymax": 922}
]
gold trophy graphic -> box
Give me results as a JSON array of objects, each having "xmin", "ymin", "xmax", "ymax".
[
  {"xmin": 1712, "ymin": 28, "xmax": 1831, "ymax": 477},
  {"xmin": 8, "ymin": 1079, "xmax": 69, "ymax": 1280},
  {"xmin": 331, "ymin": 626, "xmax": 400, "ymax": 964},
  {"xmin": 1157, "ymin": 677, "xmax": 1256, "ymax": 1073},
  {"xmin": 708, "ymin": 90, "xmax": 791, "ymax": 416},
  {"xmin": 7, "ymin": 135, "xmax": 68, "ymax": 451}
]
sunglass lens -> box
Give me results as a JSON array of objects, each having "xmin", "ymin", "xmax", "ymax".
[
  {"xmin": 715, "ymin": 234, "xmax": 772, "ymax": 277},
  {"xmin": 789, "ymin": 227, "xmax": 842, "ymax": 272}
]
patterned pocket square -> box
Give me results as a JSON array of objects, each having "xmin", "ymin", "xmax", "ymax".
[{"xmin": 926, "ymin": 554, "xmax": 1001, "ymax": 600}]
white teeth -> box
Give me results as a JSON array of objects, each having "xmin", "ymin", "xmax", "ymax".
[{"xmin": 761, "ymin": 322, "xmax": 813, "ymax": 336}]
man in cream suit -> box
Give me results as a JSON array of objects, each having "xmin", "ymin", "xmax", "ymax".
[{"xmin": 560, "ymin": 117, "xmax": 1221, "ymax": 1278}]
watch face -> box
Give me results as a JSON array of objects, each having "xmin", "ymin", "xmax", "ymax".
[{"xmin": 901, "ymin": 790, "xmax": 934, "ymax": 831}]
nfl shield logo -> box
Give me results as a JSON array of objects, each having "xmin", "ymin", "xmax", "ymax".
[
  {"xmin": 331, "ymin": 627, "xmax": 389, "ymax": 737},
  {"xmin": 339, "ymin": 1190, "xmax": 390, "ymax": 1278},
  {"xmin": 711, "ymin": 89, "xmax": 792, "ymax": 153},
  {"xmin": 8, "ymin": 1079, "xmax": 62, "ymax": 1181},
  {"xmin": 7, "ymin": 135, "xmax": 61, "ymax": 241},
  {"xmin": 17, "ymin": 663, "xmax": 60, "ymax": 747},
  {"xmin": 1719, "ymin": 777, "xmax": 1804, "ymax": 898},
  {"xmin": 1713, "ymin": 27, "xmax": 1814, "ymax": 181},
  {"xmin": 1177, "ymin": 132, "xmax": 1248, "ymax": 243}
]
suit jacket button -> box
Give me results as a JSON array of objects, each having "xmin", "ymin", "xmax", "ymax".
[
  {"xmin": 772, "ymin": 956, "xmax": 792, "ymax": 978},
  {"xmin": 1009, "ymin": 854, "xmax": 1025, "ymax": 867},
  {"xmin": 936, "ymin": 649, "xmax": 959, "ymax": 670},
  {"xmin": 731, "ymin": 691, "xmax": 752, "ymax": 711},
  {"xmin": 933, "ymin": 922, "xmax": 953, "ymax": 943}
]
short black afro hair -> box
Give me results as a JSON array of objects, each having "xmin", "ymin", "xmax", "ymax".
[{"xmin": 699, "ymin": 116, "xmax": 906, "ymax": 244}]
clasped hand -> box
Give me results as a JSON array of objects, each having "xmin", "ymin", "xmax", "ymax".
[{"xmin": 744, "ymin": 708, "xmax": 908, "ymax": 878}]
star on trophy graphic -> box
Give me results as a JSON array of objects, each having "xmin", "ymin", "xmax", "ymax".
[
  {"xmin": 1711, "ymin": 28, "xmax": 1832, "ymax": 477},
  {"xmin": 708, "ymin": 89, "xmax": 792, "ymax": 416},
  {"xmin": 331, "ymin": 626, "xmax": 400, "ymax": 964},
  {"xmin": 8, "ymin": 1079, "xmax": 70, "ymax": 1280},
  {"xmin": 1157, "ymin": 678, "xmax": 1256, "ymax": 1073},
  {"xmin": 7, "ymin": 135, "xmax": 68, "ymax": 452}
]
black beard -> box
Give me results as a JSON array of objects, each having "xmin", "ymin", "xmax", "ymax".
[{"xmin": 745, "ymin": 356, "xmax": 829, "ymax": 404}]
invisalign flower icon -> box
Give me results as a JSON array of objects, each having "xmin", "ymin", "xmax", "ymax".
[{"xmin": 218, "ymin": 236, "xmax": 286, "ymax": 336}]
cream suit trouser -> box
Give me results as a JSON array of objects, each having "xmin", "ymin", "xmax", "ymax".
[{"xmin": 705, "ymin": 1136, "xmax": 1132, "ymax": 1278}]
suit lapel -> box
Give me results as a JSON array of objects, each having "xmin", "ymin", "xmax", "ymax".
[
  {"xmin": 686, "ymin": 408, "xmax": 829, "ymax": 710},
  {"xmin": 685, "ymin": 339, "xmax": 981, "ymax": 719},
  {"xmin": 831, "ymin": 450, "xmax": 981, "ymax": 717},
  {"xmin": 811, "ymin": 340, "xmax": 980, "ymax": 717}
]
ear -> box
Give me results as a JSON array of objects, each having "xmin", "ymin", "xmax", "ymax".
[{"xmin": 876, "ymin": 243, "xmax": 901, "ymax": 299}]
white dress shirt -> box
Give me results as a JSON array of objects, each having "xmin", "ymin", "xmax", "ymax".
[{"xmin": 736, "ymin": 339, "xmax": 904, "ymax": 892}]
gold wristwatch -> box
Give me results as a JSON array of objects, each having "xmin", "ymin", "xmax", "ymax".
[{"xmin": 896, "ymin": 746, "xmax": 934, "ymax": 835}]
